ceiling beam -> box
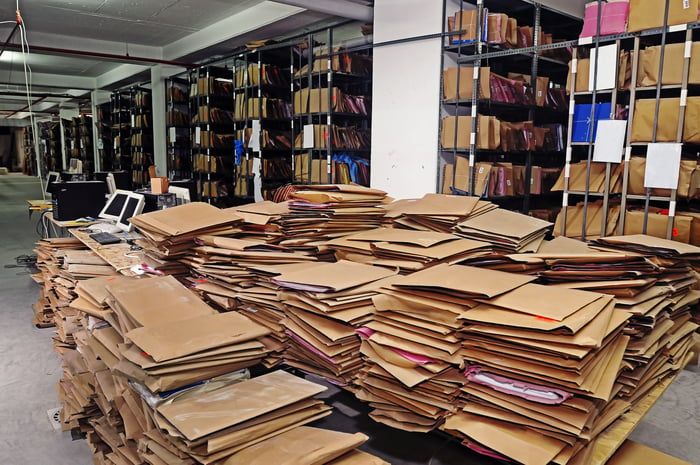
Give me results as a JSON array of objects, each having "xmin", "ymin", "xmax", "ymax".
[
  {"xmin": 272, "ymin": 0, "xmax": 372, "ymax": 22},
  {"xmin": 95, "ymin": 63, "xmax": 150, "ymax": 89},
  {"xmin": 0, "ymin": 69, "xmax": 96, "ymax": 90},
  {"xmin": 163, "ymin": 1, "xmax": 305, "ymax": 61}
]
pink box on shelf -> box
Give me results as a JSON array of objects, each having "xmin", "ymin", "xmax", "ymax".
[{"xmin": 580, "ymin": 1, "xmax": 630, "ymax": 38}]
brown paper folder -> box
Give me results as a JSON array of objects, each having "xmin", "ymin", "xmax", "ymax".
[
  {"xmin": 630, "ymin": 98, "xmax": 680, "ymax": 142},
  {"xmin": 628, "ymin": 0, "xmax": 698, "ymax": 32},
  {"xmin": 129, "ymin": 202, "xmax": 241, "ymax": 237},
  {"xmin": 608, "ymin": 440, "xmax": 692, "ymax": 465},
  {"xmin": 637, "ymin": 43, "xmax": 685, "ymax": 86},
  {"xmin": 442, "ymin": 66, "xmax": 490, "ymax": 100},
  {"xmin": 683, "ymin": 96, "xmax": 700, "ymax": 143},
  {"xmin": 156, "ymin": 370, "xmax": 326, "ymax": 441}
]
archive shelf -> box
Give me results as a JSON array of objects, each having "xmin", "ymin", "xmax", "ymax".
[
  {"xmin": 560, "ymin": 8, "xmax": 700, "ymax": 240},
  {"xmin": 292, "ymin": 27, "xmax": 372, "ymax": 187},
  {"xmin": 96, "ymin": 102, "xmax": 115, "ymax": 172},
  {"xmin": 130, "ymin": 88, "xmax": 153, "ymax": 188},
  {"xmin": 439, "ymin": 0, "xmax": 579, "ymax": 214},
  {"xmin": 166, "ymin": 76, "xmax": 192, "ymax": 181},
  {"xmin": 110, "ymin": 90, "xmax": 132, "ymax": 178},
  {"xmin": 190, "ymin": 65, "xmax": 235, "ymax": 204}
]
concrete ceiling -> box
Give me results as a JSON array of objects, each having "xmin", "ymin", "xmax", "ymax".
[{"xmin": 0, "ymin": 0, "xmax": 374, "ymax": 119}]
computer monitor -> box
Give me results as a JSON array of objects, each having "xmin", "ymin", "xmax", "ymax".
[
  {"xmin": 45, "ymin": 171, "xmax": 60, "ymax": 195},
  {"xmin": 98, "ymin": 189, "xmax": 130, "ymax": 221},
  {"xmin": 168, "ymin": 186, "xmax": 191, "ymax": 205},
  {"xmin": 116, "ymin": 192, "xmax": 145, "ymax": 232},
  {"xmin": 106, "ymin": 173, "xmax": 117, "ymax": 195}
]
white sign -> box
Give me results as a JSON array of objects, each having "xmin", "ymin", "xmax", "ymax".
[
  {"xmin": 303, "ymin": 124, "xmax": 315, "ymax": 149},
  {"xmin": 593, "ymin": 120, "xmax": 627, "ymax": 163},
  {"xmin": 644, "ymin": 143, "xmax": 682, "ymax": 189}
]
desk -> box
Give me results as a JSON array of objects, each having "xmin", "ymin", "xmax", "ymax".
[
  {"xmin": 38, "ymin": 212, "xmax": 94, "ymax": 238},
  {"xmin": 70, "ymin": 229, "xmax": 144, "ymax": 276}
]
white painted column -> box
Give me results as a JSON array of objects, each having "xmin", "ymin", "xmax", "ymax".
[
  {"xmin": 370, "ymin": 0, "xmax": 444, "ymax": 198},
  {"xmin": 151, "ymin": 66, "xmax": 168, "ymax": 177},
  {"xmin": 58, "ymin": 107, "xmax": 79, "ymax": 171},
  {"xmin": 90, "ymin": 90, "xmax": 110, "ymax": 172}
]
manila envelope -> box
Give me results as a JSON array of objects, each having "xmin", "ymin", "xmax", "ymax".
[
  {"xmin": 156, "ymin": 370, "xmax": 326, "ymax": 441},
  {"xmin": 637, "ymin": 43, "xmax": 685, "ymax": 86},
  {"xmin": 129, "ymin": 202, "xmax": 241, "ymax": 237},
  {"xmin": 607, "ymin": 440, "xmax": 693, "ymax": 465},
  {"xmin": 443, "ymin": 66, "xmax": 490, "ymax": 100},
  {"xmin": 272, "ymin": 260, "xmax": 395, "ymax": 292},
  {"xmin": 683, "ymin": 96, "xmax": 700, "ymax": 143},
  {"xmin": 628, "ymin": 0, "xmax": 698, "ymax": 32},
  {"xmin": 442, "ymin": 162, "xmax": 455, "ymax": 194},
  {"xmin": 126, "ymin": 311, "xmax": 270, "ymax": 362},
  {"xmin": 623, "ymin": 210, "xmax": 692, "ymax": 243},
  {"xmin": 630, "ymin": 98, "xmax": 680, "ymax": 142},
  {"xmin": 441, "ymin": 116, "xmax": 472, "ymax": 149}
]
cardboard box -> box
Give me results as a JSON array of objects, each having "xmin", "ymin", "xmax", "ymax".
[
  {"xmin": 631, "ymin": 98, "xmax": 680, "ymax": 142},
  {"xmin": 151, "ymin": 177, "xmax": 169, "ymax": 194},
  {"xmin": 628, "ymin": 0, "xmax": 698, "ymax": 32},
  {"xmin": 443, "ymin": 66, "xmax": 490, "ymax": 100}
]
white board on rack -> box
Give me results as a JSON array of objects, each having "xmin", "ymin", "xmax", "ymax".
[
  {"xmin": 593, "ymin": 120, "xmax": 627, "ymax": 163},
  {"xmin": 644, "ymin": 143, "xmax": 682, "ymax": 189}
]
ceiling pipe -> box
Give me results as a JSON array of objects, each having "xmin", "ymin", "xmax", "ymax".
[
  {"xmin": 0, "ymin": 41, "xmax": 197, "ymax": 68},
  {"xmin": 272, "ymin": 0, "xmax": 373, "ymax": 22},
  {"xmin": 0, "ymin": 90, "xmax": 84, "ymax": 99},
  {"xmin": 4, "ymin": 95, "xmax": 47, "ymax": 119}
]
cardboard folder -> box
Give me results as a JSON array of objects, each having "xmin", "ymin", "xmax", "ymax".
[{"xmin": 129, "ymin": 202, "xmax": 242, "ymax": 237}]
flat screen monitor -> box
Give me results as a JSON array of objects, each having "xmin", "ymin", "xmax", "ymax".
[
  {"xmin": 98, "ymin": 189, "xmax": 130, "ymax": 221},
  {"xmin": 117, "ymin": 192, "xmax": 145, "ymax": 232},
  {"xmin": 45, "ymin": 171, "xmax": 60, "ymax": 195},
  {"xmin": 106, "ymin": 173, "xmax": 117, "ymax": 195},
  {"xmin": 168, "ymin": 186, "xmax": 191, "ymax": 205}
]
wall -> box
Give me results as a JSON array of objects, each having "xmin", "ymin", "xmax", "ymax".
[{"xmin": 370, "ymin": 0, "xmax": 444, "ymax": 199}]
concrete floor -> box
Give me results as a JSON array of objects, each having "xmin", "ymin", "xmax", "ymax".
[{"xmin": 0, "ymin": 174, "xmax": 697, "ymax": 465}]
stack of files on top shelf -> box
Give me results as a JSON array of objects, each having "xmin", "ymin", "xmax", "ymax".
[
  {"xmin": 270, "ymin": 260, "xmax": 399, "ymax": 385},
  {"xmin": 326, "ymin": 228, "xmax": 493, "ymax": 274},
  {"xmin": 129, "ymin": 202, "xmax": 243, "ymax": 275}
]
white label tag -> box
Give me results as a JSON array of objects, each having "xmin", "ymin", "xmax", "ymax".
[
  {"xmin": 562, "ymin": 192, "xmax": 569, "ymax": 207},
  {"xmin": 195, "ymin": 126, "xmax": 201, "ymax": 144},
  {"xmin": 685, "ymin": 40, "xmax": 692, "ymax": 58},
  {"xmin": 470, "ymin": 132, "xmax": 476, "ymax": 146},
  {"xmin": 131, "ymin": 114, "xmax": 135, "ymax": 126},
  {"xmin": 97, "ymin": 139, "xmax": 103, "ymax": 150},
  {"xmin": 683, "ymin": 0, "xmax": 690, "ymax": 9},
  {"xmin": 478, "ymin": 166, "xmax": 485, "ymax": 174},
  {"xmin": 578, "ymin": 36, "xmax": 593, "ymax": 46},
  {"xmin": 681, "ymin": 89, "xmax": 688, "ymax": 106},
  {"xmin": 169, "ymin": 127, "xmax": 176, "ymax": 143},
  {"xmin": 250, "ymin": 120, "xmax": 261, "ymax": 151},
  {"xmin": 669, "ymin": 200, "xmax": 677, "ymax": 217},
  {"xmin": 564, "ymin": 164, "xmax": 571, "ymax": 178},
  {"xmin": 473, "ymin": 67, "xmax": 479, "ymax": 79},
  {"xmin": 566, "ymin": 147, "xmax": 572, "ymax": 162},
  {"xmin": 669, "ymin": 24, "xmax": 687, "ymax": 32},
  {"xmin": 114, "ymin": 138, "xmax": 117, "ymax": 149},
  {"xmin": 572, "ymin": 58, "xmax": 578, "ymax": 74},
  {"xmin": 303, "ymin": 124, "xmax": 314, "ymax": 148},
  {"xmin": 625, "ymin": 146, "xmax": 632, "ymax": 162}
]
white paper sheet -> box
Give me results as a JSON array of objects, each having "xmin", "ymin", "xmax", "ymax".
[
  {"xmin": 644, "ymin": 143, "xmax": 682, "ymax": 190},
  {"xmin": 589, "ymin": 44, "xmax": 617, "ymax": 91},
  {"xmin": 593, "ymin": 120, "xmax": 627, "ymax": 163}
]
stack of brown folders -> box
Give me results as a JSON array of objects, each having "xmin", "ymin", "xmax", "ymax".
[
  {"xmin": 326, "ymin": 227, "xmax": 493, "ymax": 274},
  {"xmin": 96, "ymin": 275, "xmax": 274, "ymax": 395},
  {"xmin": 355, "ymin": 264, "xmax": 534, "ymax": 432},
  {"xmin": 129, "ymin": 202, "xmax": 242, "ymax": 275},
  {"xmin": 272, "ymin": 260, "xmax": 400, "ymax": 385},
  {"xmin": 454, "ymin": 207, "xmax": 554, "ymax": 253},
  {"xmin": 278, "ymin": 185, "xmax": 389, "ymax": 258},
  {"xmin": 383, "ymin": 193, "xmax": 496, "ymax": 232}
]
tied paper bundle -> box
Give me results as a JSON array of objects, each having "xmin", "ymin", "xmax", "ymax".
[
  {"xmin": 272, "ymin": 260, "xmax": 401, "ymax": 385},
  {"xmin": 383, "ymin": 193, "xmax": 496, "ymax": 232},
  {"xmin": 94, "ymin": 275, "xmax": 274, "ymax": 395},
  {"xmin": 327, "ymin": 227, "xmax": 493, "ymax": 274},
  {"xmin": 128, "ymin": 202, "xmax": 243, "ymax": 275},
  {"xmin": 276, "ymin": 185, "xmax": 389, "ymax": 258},
  {"xmin": 356, "ymin": 264, "xmax": 535, "ymax": 433}
]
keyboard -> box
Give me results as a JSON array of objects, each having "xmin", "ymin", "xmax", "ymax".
[{"xmin": 89, "ymin": 232, "xmax": 122, "ymax": 245}]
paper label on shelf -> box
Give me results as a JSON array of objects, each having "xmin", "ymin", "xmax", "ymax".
[
  {"xmin": 593, "ymin": 120, "xmax": 627, "ymax": 163},
  {"xmin": 572, "ymin": 58, "xmax": 577, "ymax": 74},
  {"xmin": 564, "ymin": 164, "xmax": 572, "ymax": 179},
  {"xmin": 589, "ymin": 44, "xmax": 617, "ymax": 91},
  {"xmin": 562, "ymin": 192, "xmax": 569, "ymax": 207},
  {"xmin": 684, "ymin": 0, "xmax": 690, "ymax": 8},
  {"xmin": 578, "ymin": 36, "xmax": 593, "ymax": 46},
  {"xmin": 252, "ymin": 157, "xmax": 263, "ymax": 202},
  {"xmin": 169, "ymin": 127, "xmax": 176, "ymax": 143},
  {"xmin": 644, "ymin": 143, "xmax": 682, "ymax": 189},
  {"xmin": 470, "ymin": 133, "xmax": 476, "ymax": 146},
  {"xmin": 114, "ymin": 139, "xmax": 118, "ymax": 149},
  {"xmin": 303, "ymin": 124, "xmax": 314, "ymax": 149},
  {"xmin": 669, "ymin": 23, "xmax": 687, "ymax": 32},
  {"xmin": 625, "ymin": 146, "xmax": 632, "ymax": 162},
  {"xmin": 131, "ymin": 114, "xmax": 135, "ymax": 126},
  {"xmin": 566, "ymin": 147, "xmax": 572, "ymax": 162},
  {"xmin": 250, "ymin": 120, "xmax": 261, "ymax": 151},
  {"xmin": 669, "ymin": 200, "xmax": 677, "ymax": 217},
  {"xmin": 80, "ymin": 140, "xmax": 84, "ymax": 149},
  {"xmin": 685, "ymin": 40, "xmax": 692, "ymax": 58},
  {"xmin": 569, "ymin": 105, "xmax": 575, "ymax": 115},
  {"xmin": 681, "ymin": 89, "xmax": 688, "ymax": 106},
  {"xmin": 97, "ymin": 139, "xmax": 103, "ymax": 150},
  {"xmin": 473, "ymin": 67, "xmax": 480, "ymax": 79},
  {"xmin": 195, "ymin": 126, "xmax": 201, "ymax": 144},
  {"xmin": 471, "ymin": 105, "xmax": 477, "ymax": 117}
]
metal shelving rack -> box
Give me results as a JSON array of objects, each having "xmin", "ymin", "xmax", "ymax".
[
  {"xmin": 110, "ymin": 90, "xmax": 132, "ymax": 177},
  {"xmin": 560, "ymin": 0, "xmax": 700, "ymax": 240},
  {"xmin": 439, "ymin": 0, "xmax": 579, "ymax": 215},
  {"xmin": 166, "ymin": 76, "xmax": 192, "ymax": 181},
  {"xmin": 130, "ymin": 87, "xmax": 153, "ymax": 188}
]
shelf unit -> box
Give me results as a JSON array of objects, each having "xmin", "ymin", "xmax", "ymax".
[
  {"xmin": 166, "ymin": 76, "xmax": 192, "ymax": 180},
  {"xmin": 190, "ymin": 65, "xmax": 236, "ymax": 204},
  {"xmin": 22, "ymin": 126, "xmax": 36, "ymax": 176},
  {"xmin": 292, "ymin": 29, "xmax": 373, "ymax": 187},
  {"xmin": 439, "ymin": 0, "xmax": 580, "ymax": 216},
  {"xmin": 110, "ymin": 90, "xmax": 132, "ymax": 178},
  {"xmin": 130, "ymin": 88, "xmax": 153, "ymax": 187},
  {"xmin": 559, "ymin": 10, "xmax": 700, "ymax": 240},
  {"xmin": 96, "ymin": 102, "xmax": 115, "ymax": 172}
]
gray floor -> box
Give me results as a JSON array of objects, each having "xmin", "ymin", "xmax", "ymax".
[{"xmin": 0, "ymin": 174, "xmax": 697, "ymax": 465}]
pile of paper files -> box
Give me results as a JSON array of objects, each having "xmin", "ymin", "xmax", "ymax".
[
  {"xmin": 454, "ymin": 207, "xmax": 554, "ymax": 253},
  {"xmin": 129, "ymin": 202, "xmax": 242, "ymax": 275},
  {"xmin": 271, "ymin": 260, "xmax": 399, "ymax": 385},
  {"xmin": 276, "ymin": 185, "xmax": 389, "ymax": 257},
  {"xmin": 225, "ymin": 200, "xmax": 291, "ymax": 244},
  {"xmin": 383, "ymin": 193, "xmax": 496, "ymax": 232},
  {"xmin": 444, "ymin": 274, "xmax": 632, "ymax": 465},
  {"xmin": 326, "ymin": 227, "xmax": 493, "ymax": 273}
]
